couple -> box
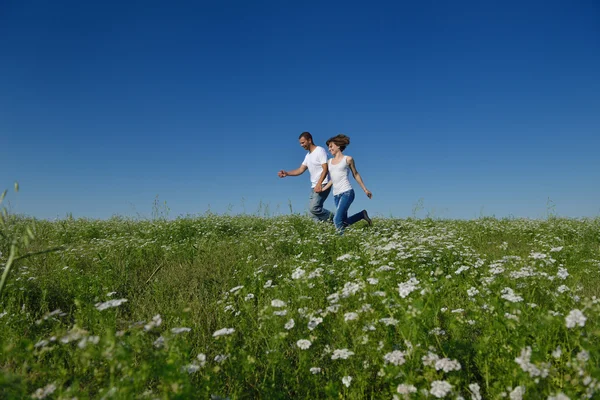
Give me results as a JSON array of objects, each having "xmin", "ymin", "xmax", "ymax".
[{"xmin": 278, "ymin": 131, "xmax": 372, "ymax": 234}]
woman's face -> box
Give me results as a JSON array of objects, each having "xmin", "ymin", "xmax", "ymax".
[{"xmin": 328, "ymin": 142, "xmax": 340, "ymax": 155}]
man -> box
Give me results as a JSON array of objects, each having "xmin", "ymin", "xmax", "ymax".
[{"xmin": 278, "ymin": 132, "xmax": 333, "ymax": 222}]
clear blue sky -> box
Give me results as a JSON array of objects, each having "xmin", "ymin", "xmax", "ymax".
[{"xmin": 2, "ymin": 0, "xmax": 599, "ymax": 220}]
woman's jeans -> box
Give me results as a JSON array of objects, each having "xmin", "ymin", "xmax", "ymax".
[{"xmin": 333, "ymin": 189, "xmax": 364, "ymax": 233}]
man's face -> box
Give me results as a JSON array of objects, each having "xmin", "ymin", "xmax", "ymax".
[{"xmin": 299, "ymin": 137, "xmax": 311, "ymax": 150}]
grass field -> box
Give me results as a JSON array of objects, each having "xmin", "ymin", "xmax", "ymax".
[{"xmin": 1, "ymin": 212, "xmax": 599, "ymax": 399}]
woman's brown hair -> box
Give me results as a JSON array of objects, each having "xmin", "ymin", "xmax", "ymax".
[{"xmin": 326, "ymin": 134, "xmax": 351, "ymax": 151}]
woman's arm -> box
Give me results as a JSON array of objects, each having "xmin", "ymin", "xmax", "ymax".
[{"xmin": 347, "ymin": 156, "xmax": 372, "ymax": 198}]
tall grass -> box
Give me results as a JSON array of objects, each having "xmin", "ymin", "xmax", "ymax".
[{"xmin": 1, "ymin": 212, "xmax": 599, "ymax": 398}]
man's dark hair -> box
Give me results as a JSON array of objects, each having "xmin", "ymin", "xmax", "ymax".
[{"xmin": 299, "ymin": 132, "xmax": 313, "ymax": 143}]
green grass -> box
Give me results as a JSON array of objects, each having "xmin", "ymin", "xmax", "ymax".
[{"xmin": 1, "ymin": 214, "xmax": 599, "ymax": 399}]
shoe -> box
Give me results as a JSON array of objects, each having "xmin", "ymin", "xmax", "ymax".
[{"xmin": 362, "ymin": 210, "xmax": 372, "ymax": 226}]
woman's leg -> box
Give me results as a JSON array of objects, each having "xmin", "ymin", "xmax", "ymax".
[
  {"xmin": 347, "ymin": 209, "xmax": 369, "ymax": 226},
  {"xmin": 333, "ymin": 190, "xmax": 355, "ymax": 233}
]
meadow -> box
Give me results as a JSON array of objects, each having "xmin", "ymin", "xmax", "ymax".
[{"xmin": 1, "ymin": 208, "xmax": 599, "ymax": 399}]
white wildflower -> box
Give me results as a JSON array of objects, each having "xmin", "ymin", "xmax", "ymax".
[
  {"xmin": 360, "ymin": 303, "xmax": 373, "ymax": 313},
  {"xmin": 331, "ymin": 348, "xmax": 355, "ymax": 360},
  {"xmin": 341, "ymin": 281, "xmax": 363, "ymax": 297},
  {"xmin": 296, "ymin": 339, "xmax": 312, "ymax": 350},
  {"xmin": 308, "ymin": 268, "xmax": 323, "ymax": 279},
  {"xmin": 489, "ymin": 265, "xmax": 505, "ymax": 274},
  {"xmin": 271, "ymin": 299, "xmax": 286, "ymax": 308},
  {"xmin": 557, "ymin": 285, "xmax": 569, "ymax": 293},
  {"xmin": 509, "ymin": 386, "xmax": 525, "ymax": 400},
  {"xmin": 469, "ymin": 383, "xmax": 482, "ymax": 400},
  {"xmin": 430, "ymin": 380, "xmax": 452, "ymax": 398},
  {"xmin": 327, "ymin": 293, "xmax": 340, "ymax": 303},
  {"xmin": 229, "ymin": 285, "xmax": 244, "ymax": 293},
  {"xmin": 308, "ymin": 317, "xmax": 323, "ymax": 330},
  {"xmin": 434, "ymin": 358, "xmax": 461, "ymax": 372},
  {"xmin": 310, "ymin": 367, "xmax": 321, "ymax": 374},
  {"xmin": 60, "ymin": 328, "xmax": 85, "ymax": 344},
  {"xmin": 552, "ymin": 346, "xmax": 562, "ymax": 359},
  {"xmin": 501, "ymin": 288, "xmax": 523, "ymax": 303},
  {"xmin": 422, "ymin": 351, "xmax": 440, "ymax": 367},
  {"xmin": 171, "ymin": 327, "xmax": 191, "ymax": 334},
  {"xmin": 467, "ymin": 287, "xmax": 479, "ymax": 297},
  {"xmin": 397, "ymin": 384, "xmax": 417, "ymax": 394},
  {"xmin": 455, "ymin": 265, "xmax": 469, "ymax": 274},
  {"xmin": 291, "ymin": 268, "xmax": 305, "ymax": 279},
  {"xmin": 153, "ymin": 336, "xmax": 165, "ymax": 348},
  {"xmin": 284, "ymin": 319, "xmax": 295, "ymax": 330},
  {"xmin": 577, "ymin": 350, "xmax": 589, "ymax": 362},
  {"xmin": 379, "ymin": 317, "xmax": 399, "ymax": 326},
  {"xmin": 31, "ymin": 383, "xmax": 57, "ymax": 399},
  {"xmin": 78, "ymin": 335, "xmax": 100, "ymax": 349},
  {"xmin": 367, "ymin": 277, "xmax": 379, "ymax": 285},
  {"xmin": 95, "ymin": 298, "xmax": 128, "ymax": 311},
  {"xmin": 184, "ymin": 363, "xmax": 200, "ymax": 373},
  {"xmin": 547, "ymin": 393, "xmax": 570, "ymax": 400},
  {"xmin": 264, "ymin": 280, "xmax": 273, "ymax": 288},
  {"xmin": 565, "ymin": 309, "xmax": 586, "ymax": 328},
  {"xmin": 344, "ymin": 312, "xmax": 359, "ymax": 322},
  {"xmin": 326, "ymin": 304, "xmax": 340, "ymax": 313},
  {"xmin": 144, "ymin": 314, "xmax": 162, "ymax": 331},
  {"xmin": 505, "ymin": 313, "xmax": 519, "ymax": 321},
  {"xmin": 556, "ymin": 267, "xmax": 569, "ymax": 279},
  {"xmin": 514, "ymin": 346, "xmax": 549, "ymax": 377},
  {"xmin": 197, "ymin": 353, "xmax": 207, "ymax": 367},
  {"xmin": 363, "ymin": 324, "xmax": 376, "ymax": 331},
  {"xmin": 212, "ymin": 328, "xmax": 235, "ymax": 337},
  {"xmin": 214, "ymin": 354, "xmax": 228, "ymax": 363},
  {"xmin": 244, "ymin": 293, "xmax": 254, "ymax": 301},
  {"xmin": 342, "ymin": 376, "xmax": 352, "ymax": 387},
  {"xmin": 398, "ymin": 278, "xmax": 420, "ymax": 298},
  {"xmin": 383, "ymin": 350, "xmax": 406, "ymax": 366},
  {"xmin": 429, "ymin": 327, "xmax": 446, "ymax": 336}
]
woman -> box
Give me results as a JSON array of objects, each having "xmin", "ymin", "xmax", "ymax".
[{"xmin": 322, "ymin": 134, "xmax": 372, "ymax": 233}]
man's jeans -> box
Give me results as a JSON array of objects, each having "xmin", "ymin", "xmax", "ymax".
[
  {"xmin": 308, "ymin": 186, "xmax": 332, "ymax": 222},
  {"xmin": 333, "ymin": 189, "xmax": 364, "ymax": 233}
]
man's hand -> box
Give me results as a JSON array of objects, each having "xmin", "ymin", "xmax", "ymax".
[
  {"xmin": 314, "ymin": 183, "xmax": 322, "ymax": 193},
  {"xmin": 278, "ymin": 170, "xmax": 288, "ymax": 178}
]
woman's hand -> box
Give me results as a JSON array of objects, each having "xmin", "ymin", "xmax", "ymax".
[{"xmin": 365, "ymin": 189, "xmax": 372, "ymax": 199}]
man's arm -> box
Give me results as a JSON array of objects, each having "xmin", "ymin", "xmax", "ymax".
[
  {"xmin": 314, "ymin": 163, "xmax": 329, "ymax": 192},
  {"xmin": 278, "ymin": 164, "xmax": 307, "ymax": 178}
]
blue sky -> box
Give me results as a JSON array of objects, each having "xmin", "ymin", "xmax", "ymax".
[{"xmin": 2, "ymin": 0, "xmax": 599, "ymax": 219}]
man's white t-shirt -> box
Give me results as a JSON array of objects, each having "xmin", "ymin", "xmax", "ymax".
[{"xmin": 302, "ymin": 146, "xmax": 330, "ymax": 188}]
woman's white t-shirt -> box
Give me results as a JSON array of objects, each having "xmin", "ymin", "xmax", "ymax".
[{"xmin": 328, "ymin": 156, "xmax": 353, "ymax": 196}]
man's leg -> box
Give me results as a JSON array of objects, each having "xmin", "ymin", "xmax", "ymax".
[{"xmin": 308, "ymin": 187, "xmax": 333, "ymax": 222}]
